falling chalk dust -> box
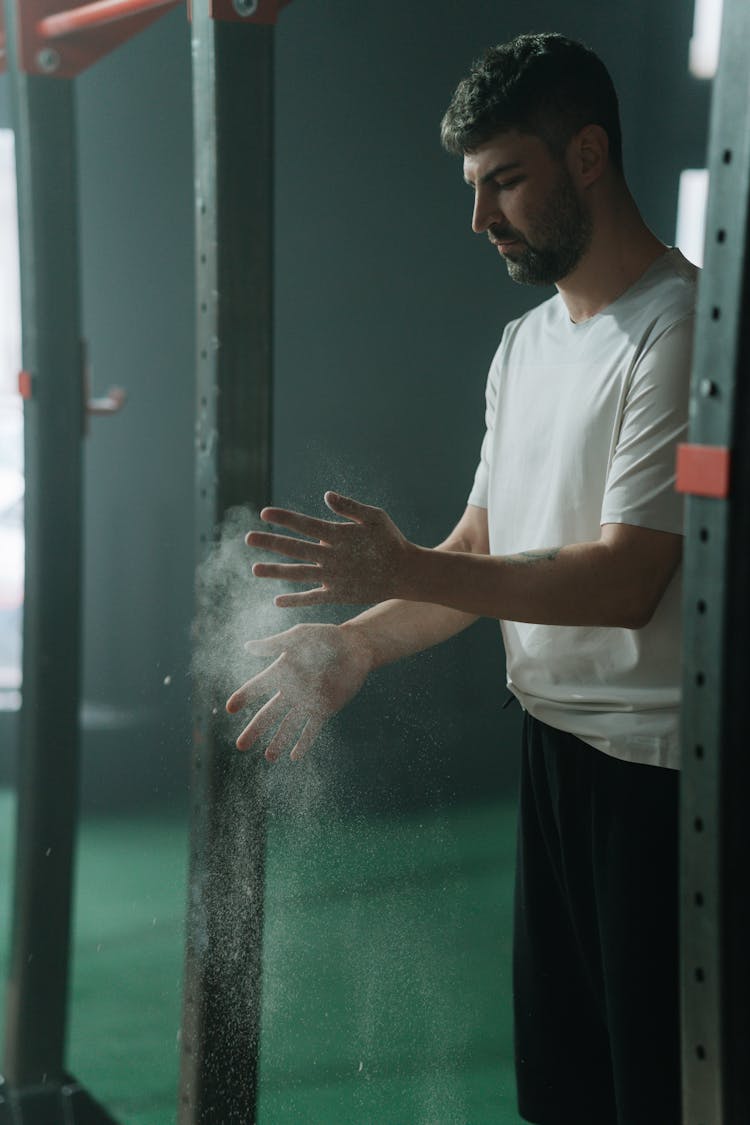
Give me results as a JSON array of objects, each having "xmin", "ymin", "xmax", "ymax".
[{"xmin": 191, "ymin": 503, "xmax": 472, "ymax": 1124}]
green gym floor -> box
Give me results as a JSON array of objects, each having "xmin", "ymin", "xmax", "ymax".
[{"xmin": 0, "ymin": 789, "xmax": 520, "ymax": 1124}]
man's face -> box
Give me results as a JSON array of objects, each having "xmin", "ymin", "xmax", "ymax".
[{"xmin": 462, "ymin": 131, "xmax": 593, "ymax": 287}]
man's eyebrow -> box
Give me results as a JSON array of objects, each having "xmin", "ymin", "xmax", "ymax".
[{"xmin": 464, "ymin": 160, "xmax": 523, "ymax": 186}]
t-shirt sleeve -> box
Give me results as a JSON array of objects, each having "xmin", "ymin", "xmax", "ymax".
[
  {"xmin": 467, "ymin": 348, "xmax": 502, "ymax": 510},
  {"xmin": 600, "ymin": 314, "xmax": 694, "ymax": 534}
]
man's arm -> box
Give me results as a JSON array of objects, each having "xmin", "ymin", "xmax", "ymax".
[
  {"xmin": 398, "ymin": 520, "xmax": 682, "ymax": 629},
  {"xmin": 226, "ymin": 504, "xmax": 490, "ymax": 760},
  {"xmin": 340, "ymin": 502, "xmax": 489, "ymax": 669},
  {"xmin": 250, "ymin": 492, "xmax": 683, "ymax": 630}
]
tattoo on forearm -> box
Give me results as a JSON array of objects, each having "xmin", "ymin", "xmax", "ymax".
[{"xmin": 506, "ymin": 547, "xmax": 562, "ymax": 565}]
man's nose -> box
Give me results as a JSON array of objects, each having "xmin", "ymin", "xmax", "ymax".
[{"xmin": 472, "ymin": 188, "xmax": 503, "ymax": 234}]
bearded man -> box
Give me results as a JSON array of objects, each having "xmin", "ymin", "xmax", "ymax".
[{"xmin": 228, "ymin": 33, "xmax": 694, "ymax": 1125}]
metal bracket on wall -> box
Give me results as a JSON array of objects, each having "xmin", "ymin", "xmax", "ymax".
[{"xmin": 10, "ymin": 0, "xmax": 182, "ymax": 77}]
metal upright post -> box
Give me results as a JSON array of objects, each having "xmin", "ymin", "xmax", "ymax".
[
  {"xmin": 0, "ymin": 2, "xmax": 180, "ymax": 1121},
  {"xmin": 0, "ymin": 2, "xmax": 119, "ymax": 1121},
  {"xmin": 2, "ymin": 0, "xmax": 85, "ymax": 1096},
  {"xmin": 178, "ymin": 3, "xmax": 274, "ymax": 1123},
  {"xmin": 678, "ymin": 0, "xmax": 750, "ymax": 1119}
]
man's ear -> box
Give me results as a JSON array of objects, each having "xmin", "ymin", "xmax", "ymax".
[{"xmin": 570, "ymin": 124, "xmax": 609, "ymax": 187}]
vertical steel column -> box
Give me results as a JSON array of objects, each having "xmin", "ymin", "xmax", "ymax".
[
  {"xmin": 178, "ymin": 4, "xmax": 273, "ymax": 1123},
  {"xmin": 1, "ymin": 0, "xmax": 85, "ymax": 1101},
  {"xmin": 679, "ymin": 0, "xmax": 750, "ymax": 1119}
]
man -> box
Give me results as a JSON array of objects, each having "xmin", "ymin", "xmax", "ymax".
[{"xmin": 227, "ymin": 33, "xmax": 695, "ymax": 1125}]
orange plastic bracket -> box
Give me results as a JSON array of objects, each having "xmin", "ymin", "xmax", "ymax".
[
  {"xmin": 18, "ymin": 370, "xmax": 33, "ymax": 400},
  {"xmin": 676, "ymin": 442, "xmax": 731, "ymax": 499}
]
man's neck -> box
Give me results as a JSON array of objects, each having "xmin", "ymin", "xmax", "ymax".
[{"xmin": 557, "ymin": 190, "xmax": 668, "ymax": 324}]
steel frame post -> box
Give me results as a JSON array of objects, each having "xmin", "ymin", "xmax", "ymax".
[
  {"xmin": 679, "ymin": 0, "xmax": 750, "ymax": 1118},
  {"xmin": 0, "ymin": 3, "xmax": 116, "ymax": 1123},
  {"xmin": 2, "ymin": 0, "xmax": 84, "ymax": 1091},
  {"xmin": 0, "ymin": 3, "xmax": 129, "ymax": 1122},
  {"xmin": 178, "ymin": 4, "xmax": 273, "ymax": 1123}
]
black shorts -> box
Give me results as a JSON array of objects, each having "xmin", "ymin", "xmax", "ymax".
[{"xmin": 513, "ymin": 713, "xmax": 681, "ymax": 1125}]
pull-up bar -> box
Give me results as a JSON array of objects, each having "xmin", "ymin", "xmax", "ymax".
[{"xmin": 37, "ymin": 0, "xmax": 180, "ymax": 41}]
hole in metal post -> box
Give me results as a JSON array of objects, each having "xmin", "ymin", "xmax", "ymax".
[
  {"xmin": 717, "ymin": 229, "xmax": 726, "ymax": 242},
  {"xmin": 697, "ymin": 599, "xmax": 707, "ymax": 614},
  {"xmin": 711, "ymin": 306, "xmax": 721, "ymax": 320},
  {"xmin": 723, "ymin": 149, "xmax": 732, "ymax": 163},
  {"xmin": 694, "ymin": 817, "xmax": 704, "ymax": 832},
  {"xmin": 695, "ymin": 892, "xmax": 704, "ymax": 906},
  {"xmin": 695, "ymin": 967, "xmax": 705, "ymax": 982},
  {"xmin": 696, "ymin": 1045, "xmax": 706, "ymax": 1060},
  {"xmin": 699, "ymin": 527, "xmax": 709, "ymax": 543},
  {"xmin": 695, "ymin": 744, "xmax": 704, "ymax": 759},
  {"xmin": 696, "ymin": 671, "xmax": 706, "ymax": 686}
]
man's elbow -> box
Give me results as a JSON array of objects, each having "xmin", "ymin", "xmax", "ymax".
[
  {"xmin": 617, "ymin": 585, "xmax": 666, "ymax": 631},
  {"xmin": 620, "ymin": 605, "xmax": 653, "ymax": 631}
]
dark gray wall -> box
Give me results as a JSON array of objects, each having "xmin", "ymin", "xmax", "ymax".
[
  {"xmin": 75, "ymin": 11, "xmax": 195, "ymax": 810},
  {"xmin": 1, "ymin": 1, "xmax": 711, "ymax": 810}
]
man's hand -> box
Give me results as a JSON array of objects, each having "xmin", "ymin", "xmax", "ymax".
[
  {"xmin": 247, "ymin": 491, "xmax": 416, "ymax": 608},
  {"xmin": 225, "ymin": 622, "xmax": 373, "ymax": 761}
]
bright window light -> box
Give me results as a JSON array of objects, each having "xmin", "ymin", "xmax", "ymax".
[
  {"xmin": 0, "ymin": 128, "xmax": 23, "ymax": 711},
  {"xmin": 676, "ymin": 168, "xmax": 709, "ymax": 268},
  {"xmin": 689, "ymin": 0, "xmax": 724, "ymax": 79}
]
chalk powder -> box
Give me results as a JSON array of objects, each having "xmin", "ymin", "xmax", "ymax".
[{"xmin": 189, "ymin": 505, "xmax": 471, "ymax": 1123}]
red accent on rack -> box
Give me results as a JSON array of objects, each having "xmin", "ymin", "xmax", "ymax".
[
  {"xmin": 676, "ymin": 443, "xmax": 731, "ymax": 499},
  {"xmin": 38, "ymin": 0, "xmax": 179, "ymax": 40},
  {"xmin": 15, "ymin": 0, "xmax": 183, "ymax": 77},
  {"xmin": 18, "ymin": 371, "xmax": 33, "ymax": 400}
]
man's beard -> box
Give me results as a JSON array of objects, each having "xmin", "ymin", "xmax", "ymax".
[{"xmin": 491, "ymin": 168, "xmax": 593, "ymax": 287}]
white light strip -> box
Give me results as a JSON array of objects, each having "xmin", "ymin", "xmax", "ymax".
[
  {"xmin": 0, "ymin": 130, "xmax": 21, "ymax": 399},
  {"xmin": 689, "ymin": 0, "xmax": 724, "ymax": 79},
  {"xmin": 676, "ymin": 169, "xmax": 709, "ymax": 268}
]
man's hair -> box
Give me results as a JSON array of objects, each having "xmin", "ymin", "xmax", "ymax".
[{"xmin": 440, "ymin": 33, "xmax": 624, "ymax": 174}]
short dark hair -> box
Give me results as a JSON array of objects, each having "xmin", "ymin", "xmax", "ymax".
[{"xmin": 440, "ymin": 33, "xmax": 624, "ymax": 174}]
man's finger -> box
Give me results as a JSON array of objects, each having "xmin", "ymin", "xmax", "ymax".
[
  {"xmin": 290, "ymin": 717, "xmax": 323, "ymax": 761},
  {"xmin": 253, "ymin": 562, "xmax": 322, "ymax": 583},
  {"xmin": 226, "ymin": 656, "xmax": 282, "ymax": 713},
  {"xmin": 243, "ymin": 634, "xmax": 286, "ymax": 655},
  {"xmin": 324, "ymin": 491, "xmax": 378, "ymax": 522},
  {"xmin": 274, "ymin": 588, "xmax": 335, "ymax": 608},
  {"xmin": 236, "ymin": 690, "xmax": 285, "ymax": 751},
  {"xmin": 264, "ymin": 707, "xmax": 306, "ymax": 762},
  {"xmin": 259, "ymin": 506, "xmax": 339, "ymax": 542},
  {"xmin": 246, "ymin": 530, "xmax": 323, "ymax": 562}
]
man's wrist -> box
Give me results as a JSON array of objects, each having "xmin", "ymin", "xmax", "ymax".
[
  {"xmin": 393, "ymin": 540, "xmax": 430, "ymax": 602},
  {"xmin": 338, "ymin": 617, "xmax": 382, "ymax": 673}
]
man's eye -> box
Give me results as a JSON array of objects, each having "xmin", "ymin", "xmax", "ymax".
[{"xmin": 497, "ymin": 177, "xmax": 523, "ymax": 190}]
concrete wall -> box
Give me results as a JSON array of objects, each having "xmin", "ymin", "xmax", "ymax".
[{"xmin": 0, "ymin": 1, "xmax": 710, "ymax": 810}]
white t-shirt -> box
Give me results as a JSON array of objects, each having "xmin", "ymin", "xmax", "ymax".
[{"xmin": 468, "ymin": 248, "xmax": 697, "ymax": 770}]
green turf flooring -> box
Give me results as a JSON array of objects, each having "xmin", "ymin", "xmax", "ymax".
[{"xmin": 0, "ymin": 789, "xmax": 520, "ymax": 1123}]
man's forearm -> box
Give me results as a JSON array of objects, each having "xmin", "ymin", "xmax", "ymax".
[
  {"xmin": 397, "ymin": 539, "xmax": 653, "ymax": 629},
  {"xmin": 340, "ymin": 596, "xmax": 479, "ymax": 671},
  {"xmin": 338, "ymin": 533, "xmax": 481, "ymax": 671}
]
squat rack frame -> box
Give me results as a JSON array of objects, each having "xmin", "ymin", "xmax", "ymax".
[
  {"xmin": 677, "ymin": 0, "xmax": 750, "ymax": 1120},
  {"xmin": 0, "ymin": 1, "xmax": 288, "ymax": 1122},
  {"xmin": 1, "ymin": 0, "xmax": 750, "ymax": 1122}
]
